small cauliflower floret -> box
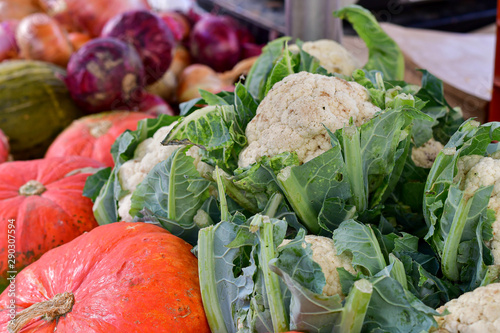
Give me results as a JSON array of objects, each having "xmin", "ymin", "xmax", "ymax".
[
  {"xmin": 280, "ymin": 235, "xmax": 356, "ymax": 298},
  {"xmin": 290, "ymin": 39, "xmax": 360, "ymax": 76},
  {"xmin": 238, "ymin": 72, "xmax": 380, "ymax": 167},
  {"xmin": 434, "ymin": 283, "xmax": 500, "ymax": 333},
  {"xmin": 411, "ymin": 138, "xmax": 444, "ymax": 168},
  {"xmin": 454, "ymin": 155, "xmax": 500, "ymax": 265},
  {"xmin": 117, "ymin": 122, "xmax": 211, "ymax": 221}
]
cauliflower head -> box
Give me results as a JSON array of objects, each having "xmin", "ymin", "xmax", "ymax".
[
  {"xmin": 290, "ymin": 39, "xmax": 360, "ymax": 76},
  {"xmin": 280, "ymin": 235, "xmax": 356, "ymax": 298},
  {"xmin": 117, "ymin": 122, "xmax": 211, "ymax": 221},
  {"xmin": 434, "ymin": 282, "xmax": 500, "ymax": 333},
  {"xmin": 238, "ymin": 72, "xmax": 380, "ymax": 167},
  {"xmin": 411, "ymin": 138, "xmax": 444, "ymax": 169},
  {"xmin": 454, "ymin": 155, "xmax": 500, "ymax": 265}
]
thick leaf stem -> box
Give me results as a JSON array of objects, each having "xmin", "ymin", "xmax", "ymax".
[
  {"xmin": 442, "ymin": 194, "xmax": 474, "ymax": 281},
  {"xmin": 214, "ymin": 167, "xmax": 230, "ymax": 221},
  {"xmin": 198, "ymin": 226, "xmax": 229, "ymax": 333},
  {"xmin": 389, "ymin": 254, "xmax": 408, "ymax": 289},
  {"xmin": 263, "ymin": 192, "xmax": 283, "ymax": 218},
  {"xmin": 342, "ymin": 124, "xmax": 367, "ymax": 213},
  {"xmin": 277, "ymin": 167, "xmax": 320, "ymax": 234},
  {"xmin": 258, "ymin": 216, "xmax": 289, "ymax": 332},
  {"xmin": 338, "ymin": 279, "xmax": 372, "ymax": 333}
]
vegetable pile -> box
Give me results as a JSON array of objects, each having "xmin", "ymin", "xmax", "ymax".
[
  {"xmin": 0, "ymin": 2, "xmax": 498, "ymax": 333},
  {"xmin": 79, "ymin": 5, "xmax": 500, "ymax": 332}
]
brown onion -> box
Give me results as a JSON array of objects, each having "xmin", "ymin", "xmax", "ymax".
[
  {"xmin": 68, "ymin": 31, "xmax": 91, "ymax": 51},
  {"xmin": 177, "ymin": 56, "xmax": 258, "ymax": 103},
  {"xmin": 0, "ymin": 0, "xmax": 40, "ymax": 22},
  {"xmin": 38, "ymin": 0, "xmax": 150, "ymax": 37},
  {"xmin": 177, "ymin": 64, "xmax": 225, "ymax": 103},
  {"xmin": 147, "ymin": 46, "xmax": 191, "ymax": 102},
  {"xmin": 16, "ymin": 13, "xmax": 72, "ymax": 66}
]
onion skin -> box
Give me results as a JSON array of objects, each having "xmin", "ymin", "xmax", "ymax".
[
  {"xmin": 0, "ymin": 0, "xmax": 40, "ymax": 22},
  {"xmin": 16, "ymin": 13, "xmax": 73, "ymax": 66},
  {"xmin": 0, "ymin": 20, "xmax": 19, "ymax": 61},
  {"xmin": 177, "ymin": 57, "xmax": 258, "ymax": 103},
  {"xmin": 102, "ymin": 10, "xmax": 176, "ymax": 86},
  {"xmin": 137, "ymin": 92, "xmax": 176, "ymax": 116},
  {"xmin": 177, "ymin": 64, "xmax": 225, "ymax": 103},
  {"xmin": 68, "ymin": 31, "xmax": 91, "ymax": 51},
  {"xmin": 147, "ymin": 45, "xmax": 191, "ymax": 102},
  {"xmin": 38, "ymin": 0, "xmax": 150, "ymax": 36},
  {"xmin": 65, "ymin": 37, "xmax": 145, "ymax": 113},
  {"xmin": 242, "ymin": 42, "xmax": 263, "ymax": 59},
  {"xmin": 159, "ymin": 11, "xmax": 190, "ymax": 42},
  {"xmin": 190, "ymin": 15, "xmax": 241, "ymax": 73}
]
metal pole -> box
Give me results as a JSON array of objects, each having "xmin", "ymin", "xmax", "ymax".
[{"xmin": 285, "ymin": 0, "xmax": 343, "ymax": 43}]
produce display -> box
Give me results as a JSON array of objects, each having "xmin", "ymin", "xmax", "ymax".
[
  {"xmin": 0, "ymin": 156, "xmax": 103, "ymax": 290},
  {"xmin": 0, "ymin": 1, "xmax": 498, "ymax": 332},
  {"xmin": 0, "ymin": 222, "xmax": 210, "ymax": 332}
]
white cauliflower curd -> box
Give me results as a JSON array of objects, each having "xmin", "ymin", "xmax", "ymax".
[
  {"xmin": 433, "ymin": 283, "xmax": 500, "ymax": 333},
  {"xmin": 280, "ymin": 235, "xmax": 356, "ymax": 298},
  {"xmin": 454, "ymin": 154, "xmax": 500, "ymax": 265},
  {"xmin": 238, "ymin": 72, "xmax": 380, "ymax": 167},
  {"xmin": 117, "ymin": 122, "xmax": 211, "ymax": 221},
  {"xmin": 289, "ymin": 39, "xmax": 360, "ymax": 76},
  {"xmin": 411, "ymin": 138, "xmax": 444, "ymax": 169}
]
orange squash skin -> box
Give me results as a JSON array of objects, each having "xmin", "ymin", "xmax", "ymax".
[
  {"xmin": 0, "ymin": 156, "xmax": 103, "ymax": 288},
  {"xmin": 45, "ymin": 111, "xmax": 154, "ymax": 167},
  {"xmin": 0, "ymin": 222, "xmax": 211, "ymax": 332}
]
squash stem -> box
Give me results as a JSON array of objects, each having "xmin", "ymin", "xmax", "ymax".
[{"xmin": 8, "ymin": 292, "xmax": 75, "ymax": 333}]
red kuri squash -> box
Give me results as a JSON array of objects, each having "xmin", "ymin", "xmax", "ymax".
[
  {"xmin": 0, "ymin": 156, "xmax": 103, "ymax": 289},
  {"xmin": 45, "ymin": 111, "xmax": 154, "ymax": 167},
  {"xmin": 0, "ymin": 129, "xmax": 9, "ymax": 163},
  {"xmin": 0, "ymin": 222, "xmax": 210, "ymax": 333}
]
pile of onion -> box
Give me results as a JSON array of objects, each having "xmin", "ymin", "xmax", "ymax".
[{"xmin": 16, "ymin": 13, "xmax": 73, "ymax": 66}]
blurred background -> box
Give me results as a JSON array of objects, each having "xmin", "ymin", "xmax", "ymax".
[{"xmin": 189, "ymin": 0, "xmax": 497, "ymax": 120}]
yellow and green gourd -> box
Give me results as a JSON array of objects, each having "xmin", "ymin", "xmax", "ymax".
[{"xmin": 0, "ymin": 60, "xmax": 82, "ymax": 159}]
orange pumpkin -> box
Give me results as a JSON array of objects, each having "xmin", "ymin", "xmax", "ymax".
[
  {"xmin": 45, "ymin": 111, "xmax": 153, "ymax": 167},
  {"xmin": 0, "ymin": 222, "xmax": 210, "ymax": 333},
  {"xmin": 0, "ymin": 156, "xmax": 103, "ymax": 288}
]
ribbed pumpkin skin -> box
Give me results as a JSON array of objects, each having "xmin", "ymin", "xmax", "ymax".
[
  {"xmin": 0, "ymin": 129, "xmax": 8, "ymax": 163},
  {"xmin": 46, "ymin": 111, "xmax": 154, "ymax": 167},
  {"xmin": 0, "ymin": 222, "xmax": 211, "ymax": 333},
  {"xmin": 0, "ymin": 60, "xmax": 82, "ymax": 160},
  {"xmin": 0, "ymin": 156, "xmax": 103, "ymax": 289}
]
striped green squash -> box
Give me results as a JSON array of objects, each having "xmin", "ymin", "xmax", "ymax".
[{"xmin": 0, "ymin": 60, "xmax": 82, "ymax": 160}]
